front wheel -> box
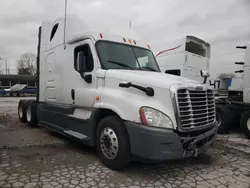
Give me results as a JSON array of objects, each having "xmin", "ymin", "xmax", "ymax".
[
  {"xmin": 96, "ymin": 116, "xmax": 131, "ymax": 170},
  {"xmin": 240, "ymin": 111, "xmax": 250, "ymax": 139},
  {"xmin": 26, "ymin": 100, "xmax": 37, "ymax": 127},
  {"xmin": 18, "ymin": 100, "xmax": 28, "ymax": 123},
  {"xmin": 216, "ymin": 104, "xmax": 232, "ymax": 134}
]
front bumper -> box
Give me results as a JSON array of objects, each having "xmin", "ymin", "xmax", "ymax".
[{"xmin": 125, "ymin": 122, "xmax": 217, "ymax": 161}]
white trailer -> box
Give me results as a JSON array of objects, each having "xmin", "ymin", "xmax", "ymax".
[
  {"xmin": 216, "ymin": 43, "xmax": 250, "ymax": 138},
  {"xmin": 17, "ymin": 14, "xmax": 217, "ymax": 170},
  {"xmin": 155, "ymin": 36, "xmax": 210, "ymax": 82}
]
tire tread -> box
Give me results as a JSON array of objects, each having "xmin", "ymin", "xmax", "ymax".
[
  {"xmin": 240, "ymin": 111, "xmax": 250, "ymax": 139},
  {"xmin": 96, "ymin": 116, "xmax": 130, "ymax": 170}
]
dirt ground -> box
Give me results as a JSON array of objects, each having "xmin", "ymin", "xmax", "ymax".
[{"xmin": 0, "ymin": 97, "xmax": 250, "ymax": 188}]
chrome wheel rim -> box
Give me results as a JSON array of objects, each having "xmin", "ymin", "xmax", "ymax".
[
  {"xmin": 247, "ymin": 118, "xmax": 250, "ymax": 131},
  {"xmin": 100, "ymin": 127, "xmax": 118, "ymax": 159},
  {"xmin": 26, "ymin": 106, "xmax": 31, "ymax": 122},
  {"xmin": 18, "ymin": 106, "xmax": 23, "ymax": 118},
  {"xmin": 216, "ymin": 112, "xmax": 222, "ymax": 127}
]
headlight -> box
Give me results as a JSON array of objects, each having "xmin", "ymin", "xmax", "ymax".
[{"xmin": 140, "ymin": 107, "xmax": 173, "ymax": 129}]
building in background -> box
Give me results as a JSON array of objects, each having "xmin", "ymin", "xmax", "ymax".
[{"xmin": 0, "ymin": 74, "xmax": 36, "ymax": 89}]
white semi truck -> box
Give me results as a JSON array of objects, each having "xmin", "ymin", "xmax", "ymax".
[
  {"xmin": 155, "ymin": 36, "xmax": 210, "ymax": 82},
  {"xmin": 215, "ymin": 43, "xmax": 250, "ymax": 138},
  {"xmin": 17, "ymin": 15, "xmax": 217, "ymax": 170}
]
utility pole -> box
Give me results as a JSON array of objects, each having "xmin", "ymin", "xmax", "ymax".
[
  {"xmin": 0, "ymin": 57, "xmax": 8, "ymax": 75},
  {"xmin": 5, "ymin": 60, "xmax": 8, "ymax": 74}
]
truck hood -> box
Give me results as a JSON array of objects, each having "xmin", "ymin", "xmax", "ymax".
[{"xmin": 105, "ymin": 70, "xmax": 199, "ymax": 89}]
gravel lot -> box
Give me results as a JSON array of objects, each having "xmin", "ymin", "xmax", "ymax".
[{"xmin": 0, "ymin": 97, "xmax": 250, "ymax": 188}]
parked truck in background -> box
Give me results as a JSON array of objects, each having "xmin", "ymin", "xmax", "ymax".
[
  {"xmin": 17, "ymin": 14, "xmax": 218, "ymax": 170},
  {"xmin": 215, "ymin": 43, "xmax": 250, "ymax": 138},
  {"xmin": 155, "ymin": 35, "xmax": 210, "ymax": 82}
]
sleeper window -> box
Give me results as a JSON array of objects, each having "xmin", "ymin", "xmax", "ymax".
[{"xmin": 50, "ymin": 23, "xmax": 59, "ymax": 41}]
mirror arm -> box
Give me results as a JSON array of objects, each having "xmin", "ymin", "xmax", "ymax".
[
  {"xmin": 203, "ymin": 77, "xmax": 208, "ymax": 84},
  {"xmin": 80, "ymin": 73, "xmax": 92, "ymax": 83}
]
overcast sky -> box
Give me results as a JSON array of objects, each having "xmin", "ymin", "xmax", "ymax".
[{"xmin": 0, "ymin": 0, "xmax": 249, "ymax": 78}]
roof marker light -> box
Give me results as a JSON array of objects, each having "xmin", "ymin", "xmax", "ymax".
[
  {"xmin": 100, "ymin": 33, "xmax": 103, "ymax": 38},
  {"xmin": 123, "ymin": 38, "xmax": 126, "ymax": 42},
  {"xmin": 128, "ymin": 39, "xmax": 131, "ymax": 43},
  {"xmin": 133, "ymin": 40, "xmax": 136, "ymax": 45},
  {"xmin": 147, "ymin": 44, "xmax": 150, "ymax": 49}
]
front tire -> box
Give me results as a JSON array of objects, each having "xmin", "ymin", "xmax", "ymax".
[
  {"xmin": 216, "ymin": 104, "xmax": 232, "ymax": 134},
  {"xmin": 18, "ymin": 100, "xmax": 27, "ymax": 123},
  {"xmin": 26, "ymin": 100, "xmax": 37, "ymax": 127},
  {"xmin": 96, "ymin": 116, "xmax": 130, "ymax": 170},
  {"xmin": 240, "ymin": 111, "xmax": 250, "ymax": 139}
]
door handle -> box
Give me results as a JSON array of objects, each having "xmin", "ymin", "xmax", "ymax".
[{"xmin": 71, "ymin": 89, "xmax": 75, "ymax": 100}]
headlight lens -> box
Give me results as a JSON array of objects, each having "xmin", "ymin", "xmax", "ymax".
[{"xmin": 140, "ymin": 107, "xmax": 173, "ymax": 129}]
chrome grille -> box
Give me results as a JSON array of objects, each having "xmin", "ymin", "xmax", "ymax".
[{"xmin": 177, "ymin": 88, "xmax": 215, "ymax": 129}]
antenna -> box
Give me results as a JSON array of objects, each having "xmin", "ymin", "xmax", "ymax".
[
  {"xmin": 129, "ymin": 21, "xmax": 131, "ymax": 29},
  {"xmin": 63, "ymin": 0, "xmax": 68, "ymax": 50}
]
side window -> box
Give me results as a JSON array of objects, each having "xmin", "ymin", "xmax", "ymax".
[
  {"xmin": 74, "ymin": 44, "xmax": 94, "ymax": 72},
  {"xmin": 2, "ymin": 80, "xmax": 10, "ymax": 86},
  {"xmin": 19, "ymin": 81, "xmax": 27, "ymax": 85},
  {"xmin": 165, "ymin": 69, "xmax": 181, "ymax": 76},
  {"xmin": 27, "ymin": 80, "xmax": 36, "ymax": 87},
  {"xmin": 11, "ymin": 79, "xmax": 18, "ymax": 86},
  {"xmin": 50, "ymin": 23, "xmax": 59, "ymax": 41}
]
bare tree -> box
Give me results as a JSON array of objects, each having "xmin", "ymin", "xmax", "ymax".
[
  {"xmin": 217, "ymin": 73, "xmax": 236, "ymax": 80},
  {"xmin": 17, "ymin": 52, "xmax": 37, "ymax": 75}
]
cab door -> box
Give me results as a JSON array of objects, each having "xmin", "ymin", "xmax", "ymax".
[{"xmin": 71, "ymin": 39, "xmax": 97, "ymax": 108}]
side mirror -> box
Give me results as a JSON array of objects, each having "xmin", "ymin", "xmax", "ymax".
[
  {"xmin": 76, "ymin": 51, "xmax": 86, "ymax": 72},
  {"xmin": 200, "ymin": 70, "xmax": 210, "ymax": 78},
  {"xmin": 200, "ymin": 70, "xmax": 210, "ymax": 84}
]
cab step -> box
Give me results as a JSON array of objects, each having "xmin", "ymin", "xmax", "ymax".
[{"xmin": 64, "ymin": 130, "xmax": 89, "ymax": 140}]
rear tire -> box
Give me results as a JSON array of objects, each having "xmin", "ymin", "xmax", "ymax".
[
  {"xmin": 26, "ymin": 100, "xmax": 37, "ymax": 127},
  {"xmin": 216, "ymin": 104, "xmax": 232, "ymax": 134},
  {"xmin": 12, "ymin": 92, "xmax": 17, "ymax": 97},
  {"xmin": 96, "ymin": 116, "xmax": 130, "ymax": 170},
  {"xmin": 19, "ymin": 92, "xmax": 24, "ymax": 97},
  {"xmin": 18, "ymin": 100, "xmax": 28, "ymax": 123},
  {"xmin": 240, "ymin": 111, "xmax": 250, "ymax": 139}
]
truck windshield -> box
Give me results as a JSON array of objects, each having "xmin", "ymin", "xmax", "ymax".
[{"xmin": 96, "ymin": 41, "xmax": 160, "ymax": 72}]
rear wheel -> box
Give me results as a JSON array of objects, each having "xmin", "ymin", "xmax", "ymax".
[
  {"xmin": 18, "ymin": 100, "xmax": 28, "ymax": 123},
  {"xmin": 240, "ymin": 111, "xmax": 250, "ymax": 139},
  {"xmin": 12, "ymin": 92, "xmax": 17, "ymax": 97},
  {"xmin": 26, "ymin": 100, "xmax": 37, "ymax": 127},
  {"xmin": 216, "ymin": 104, "xmax": 232, "ymax": 134},
  {"xmin": 19, "ymin": 92, "xmax": 25, "ymax": 97},
  {"xmin": 96, "ymin": 116, "xmax": 130, "ymax": 170}
]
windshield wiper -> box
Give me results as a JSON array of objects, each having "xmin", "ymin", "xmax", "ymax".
[
  {"xmin": 141, "ymin": 66, "xmax": 158, "ymax": 72},
  {"xmin": 107, "ymin": 60, "xmax": 133, "ymax": 70}
]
